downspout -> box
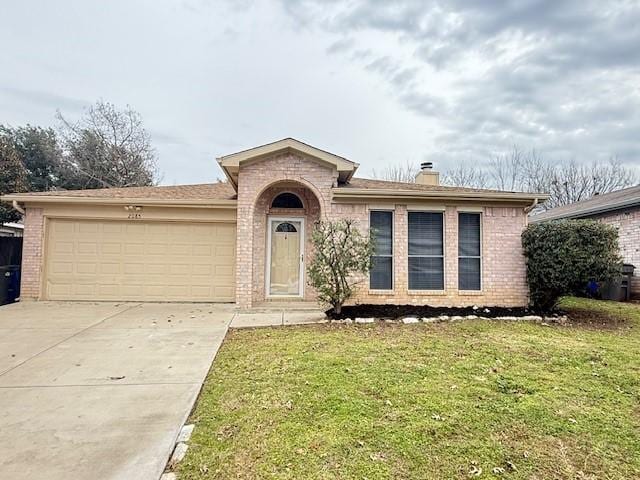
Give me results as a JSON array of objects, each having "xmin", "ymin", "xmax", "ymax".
[
  {"xmin": 524, "ymin": 197, "xmax": 538, "ymax": 214},
  {"xmin": 12, "ymin": 200, "xmax": 25, "ymax": 215}
]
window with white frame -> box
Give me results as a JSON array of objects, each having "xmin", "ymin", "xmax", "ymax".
[
  {"xmin": 369, "ymin": 210, "xmax": 393, "ymax": 290},
  {"xmin": 408, "ymin": 211, "xmax": 444, "ymax": 290},
  {"xmin": 458, "ymin": 212, "xmax": 481, "ymax": 290}
]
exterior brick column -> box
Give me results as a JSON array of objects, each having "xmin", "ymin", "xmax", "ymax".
[
  {"xmin": 444, "ymin": 206, "xmax": 459, "ymax": 292},
  {"xmin": 393, "ymin": 205, "xmax": 408, "ymax": 296},
  {"xmin": 235, "ymin": 175, "xmax": 255, "ymax": 308},
  {"xmin": 20, "ymin": 207, "xmax": 44, "ymax": 300}
]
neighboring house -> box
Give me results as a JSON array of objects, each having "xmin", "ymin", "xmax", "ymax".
[
  {"xmin": 531, "ymin": 185, "xmax": 640, "ymax": 298},
  {"xmin": 1, "ymin": 138, "xmax": 548, "ymax": 308},
  {"xmin": 0, "ymin": 222, "xmax": 24, "ymax": 237}
]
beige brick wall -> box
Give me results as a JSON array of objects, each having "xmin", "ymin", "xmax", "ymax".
[
  {"xmin": 235, "ymin": 152, "xmax": 336, "ymax": 307},
  {"xmin": 20, "ymin": 207, "xmax": 44, "ymax": 300},
  {"xmin": 236, "ymin": 152, "xmax": 530, "ymax": 308},
  {"xmin": 593, "ymin": 207, "xmax": 640, "ymax": 297},
  {"xmin": 348, "ymin": 205, "xmax": 529, "ymax": 307},
  {"xmin": 19, "ymin": 152, "xmax": 532, "ymax": 307}
]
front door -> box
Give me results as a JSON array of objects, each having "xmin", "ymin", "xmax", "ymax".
[{"xmin": 267, "ymin": 218, "xmax": 303, "ymax": 297}]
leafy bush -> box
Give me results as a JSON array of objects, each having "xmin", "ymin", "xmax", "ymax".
[
  {"xmin": 521, "ymin": 220, "xmax": 621, "ymax": 310},
  {"xmin": 307, "ymin": 219, "xmax": 373, "ymax": 315}
]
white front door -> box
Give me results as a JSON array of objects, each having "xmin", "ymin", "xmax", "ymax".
[{"xmin": 267, "ymin": 218, "xmax": 304, "ymax": 297}]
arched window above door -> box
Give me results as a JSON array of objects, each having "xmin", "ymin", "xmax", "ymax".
[
  {"xmin": 271, "ymin": 192, "xmax": 303, "ymax": 209},
  {"xmin": 275, "ymin": 222, "xmax": 298, "ymax": 233}
]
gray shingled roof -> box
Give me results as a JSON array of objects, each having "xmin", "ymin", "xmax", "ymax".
[{"xmin": 530, "ymin": 184, "xmax": 640, "ymax": 222}]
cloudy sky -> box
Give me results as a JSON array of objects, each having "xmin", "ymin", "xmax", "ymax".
[{"xmin": 1, "ymin": 0, "xmax": 639, "ymax": 185}]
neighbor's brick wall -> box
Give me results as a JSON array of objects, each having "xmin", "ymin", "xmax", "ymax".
[
  {"xmin": 20, "ymin": 207, "xmax": 45, "ymax": 300},
  {"xmin": 592, "ymin": 207, "xmax": 640, "ymax": 298}
]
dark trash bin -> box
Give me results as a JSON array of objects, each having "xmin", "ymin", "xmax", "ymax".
[
  {"xmin": 601, "ymin": 263, "xmax": 635, "ymax": 302},
  {"xmin": 621, "ymin": 264, "xmax": 635, "ymax": 301},
  {"xmin": 0, "ymin": 265, "xmax": 21, "ymax": 305}
]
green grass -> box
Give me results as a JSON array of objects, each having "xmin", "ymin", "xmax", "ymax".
[{"xmin": 177, "ymin": 298, "xmax": 640, "ymax": 479}]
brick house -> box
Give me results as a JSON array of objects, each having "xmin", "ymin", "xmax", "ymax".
[
  {"xmin": 530, "ymin": 185, "xmax": 640, "ymax": 298},
  {"xmin": 2, "ymin": 138, "xmax": 548, "ymax": 308}
]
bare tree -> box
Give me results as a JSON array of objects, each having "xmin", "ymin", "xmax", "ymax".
[
  {"xmin": 371, "ymin": 160, "xmax": 418, "ymax": 183},
  {"xmin": 441, "ymin": 163, "xmax": 488, "ymax": 188},
  {"xmin": 57, "ymin": 100, "xmax": 159, "ymax": 190},
  {"xmin": 371, "ymin": 146, "xmax": 637, "ymax": 211},
  {"xmin": 488, "ymin": 145, "xmax": 524, "ymax": 191},
  {"xmin": 541, "ymin": 157, "xmax": 637, "ymax": 209}
]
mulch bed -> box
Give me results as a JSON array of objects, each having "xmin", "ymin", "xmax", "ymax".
[{"xmin": 326, "ymin": 304, "xmax": 552, "ymax": 320}]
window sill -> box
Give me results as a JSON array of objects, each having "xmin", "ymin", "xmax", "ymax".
[
  {"xmin": 457, "ymin": 290, "xmax": 484, "ymax": 296},
  {"xmin": 367, "ymin": 289, "xmax": 395, "ymax": 295},
  {"xmin": 407, "ymin": 290, "xmax": 447, "ymax": 296}
]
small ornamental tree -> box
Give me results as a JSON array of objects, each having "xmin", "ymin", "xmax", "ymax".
[
  {"xmin": 521, "ymin": 220, "xmax": 621, "ymax": 310},
  {"xmin": 307, "ymin": 219, "xmax": 374, "ymax": 315}
]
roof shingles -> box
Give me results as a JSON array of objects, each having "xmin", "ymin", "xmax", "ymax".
[
  {"xmin": 5, "ymin": 177, "xmax": 541, "ymax": 203},
  {"xmin": 10, "ymin": 182, "xmax": 237, "ymax": 201},
  {"xmin": 531, "ymin": 184, "xmax": 640, "ymax": 221}
]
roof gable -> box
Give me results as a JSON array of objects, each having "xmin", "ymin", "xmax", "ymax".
[{"xmin": 217, "ymin": 138, "xmax": 358, "ymax": 188}]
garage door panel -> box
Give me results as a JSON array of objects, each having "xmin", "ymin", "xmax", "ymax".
[
  {"xmin": 76, "ymin": 263, "xmax": 98, "ymax": 274},
  {"xmin": 78, "ymin": 242, "xmax": 98, "ymax": 254},
  {"xmin": 101, "ymin": 243, "xmax": 122, "ymax": 255},
  {"xmin": 45, "ymin": 219, "xmax": 236, "ymax": 302}
]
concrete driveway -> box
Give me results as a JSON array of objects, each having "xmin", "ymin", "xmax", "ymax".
[{"xmin": 0, "ymin": 301, "xmax": 234, "ymax": 480}]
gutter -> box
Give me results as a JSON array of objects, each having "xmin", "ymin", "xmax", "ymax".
[
  {"xmin": 332, "ymin": 187, "xmax": 549, "ymax": 203},
  {"xmin": 524, "ymin": 198, "xmax": 538, "ymax": 214},
  {"xmin": 1, "ymin": 194, "xmax": 238, "ymax": 209},
  {"xmin": 12, "ymin": 200, "xmax": 25, "ymax": 215}
]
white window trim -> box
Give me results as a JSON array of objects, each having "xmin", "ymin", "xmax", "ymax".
[
  {"xmin": 457, "ymin": 212, "xmax": 483, "ymax": 292},
  {"xmin": 265, "ymin": 216, "xmax": 305, "ymax": 299},
  {"xmin": 407, "ymin": 210, "xmax": 446, "ymax": 292},
  {"xmin": 368, "ymin": 209, "xmax": 394, "ymax": 292}
]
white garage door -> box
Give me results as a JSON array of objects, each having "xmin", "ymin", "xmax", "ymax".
[{"xmin": 44, "ymin": 219, "xmax": 236, "ymax": 302}]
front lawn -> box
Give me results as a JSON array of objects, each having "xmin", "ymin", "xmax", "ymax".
[{"xmin": 177, "ymin": 298, "xmax": 640, "ymax": 479}]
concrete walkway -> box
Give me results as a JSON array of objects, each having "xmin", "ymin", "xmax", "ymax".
[
  {"xmin": 0, "ymin": 301, "xmax": 234, "ymax": 480},
  {"xmin": 230, "ymin": 308, "xmax": 327, "ymax": 328}
]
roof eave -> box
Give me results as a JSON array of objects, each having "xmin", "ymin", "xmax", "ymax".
[
  {"xmin": 1, "ymin": 194, "xmax": 238, "ymax": 209},
  {"xmin": 332, "ymin": 188, "xmax": 549, "ymax": 203}
]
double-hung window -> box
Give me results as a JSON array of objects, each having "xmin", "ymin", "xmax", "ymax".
[
  {"xmin": 369, "ymin": 210, "xmax": 393, "ymax": 290},
  {"xmin": 458, "ymin": 212, "xmax": 482, "ymax": 290},
  {"xmin": 408, "ymin": 211, "xmax": 444, "ymax": 290}
]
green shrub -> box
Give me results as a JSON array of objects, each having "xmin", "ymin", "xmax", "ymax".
[
  {"xmin": 307, "ymin": 219, "xmax": 373, "ymax": 315},
  {"xmin": 521, "ymin": 220, "xmax": 621, "ymax": 310}
]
